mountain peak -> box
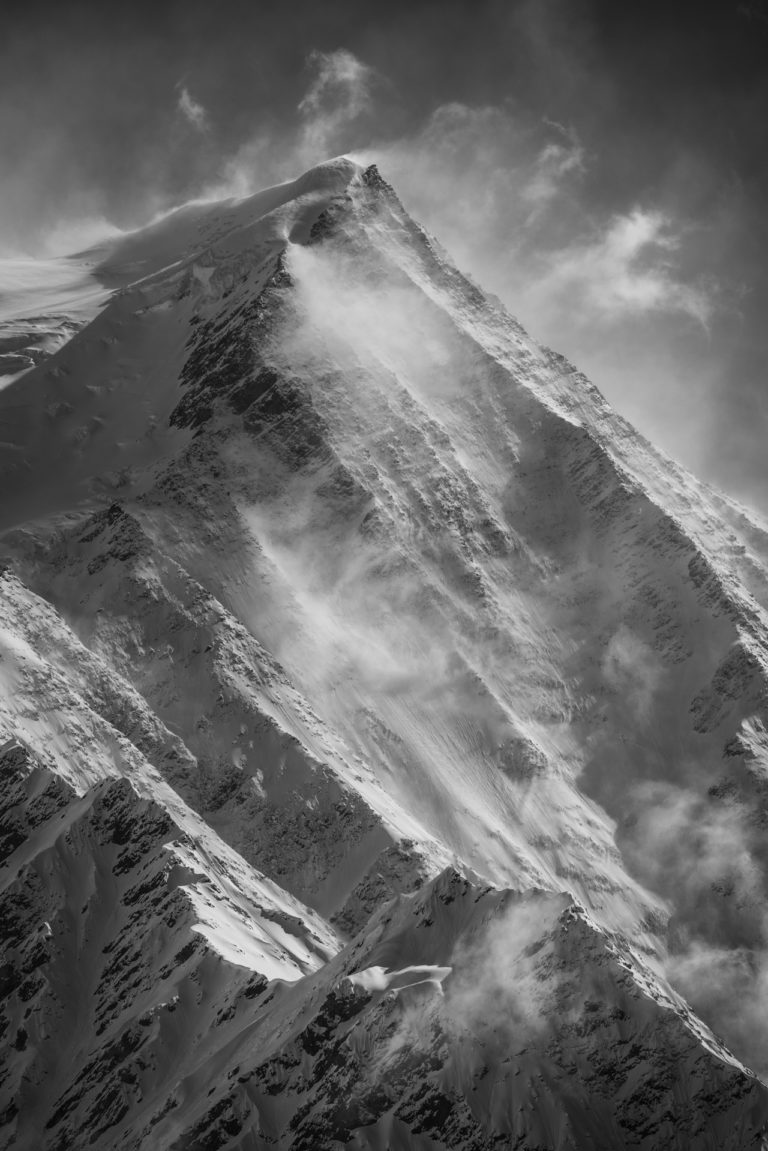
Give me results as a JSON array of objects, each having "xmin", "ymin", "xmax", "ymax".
[
  {"xmin": 285, "ymin": 153, "xmax": 363, "ymax": 194},
  {"xmin": 5, "ymin": 155, "xmax": 768, "ymax": 1146}
]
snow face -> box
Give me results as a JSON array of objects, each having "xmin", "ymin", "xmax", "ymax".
[
  {"xmin": 0, "ymin": 255, "xmax": 108, "ymax": 387},
  {"xmin": 137, "ymin": 872, "xmax": 768, "ymax": 1151},
  {"xmin": 3, "ymin": 159, "xmax": 768, "ymax": 1147}
]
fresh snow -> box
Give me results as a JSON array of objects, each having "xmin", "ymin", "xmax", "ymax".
[{"xmin": 345, "ymin": 963, "xmax": 452, "ymax": 994}]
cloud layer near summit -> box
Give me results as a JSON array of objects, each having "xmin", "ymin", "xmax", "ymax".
[{"xmin": 1, "ymin": 0, "xmax": 767, "ymax": 509}]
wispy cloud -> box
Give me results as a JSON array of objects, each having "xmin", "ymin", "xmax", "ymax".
[
  {"xmin": 534, "ymin": 207, "xmax": 714, "ymax": 326},
  {"xmin": 177, "ymin": 84, "xmax": 209, "ymax": 133},
  {"xmin": 446, "ymin": 899, "xmax": 553, "ymax": 1039},
  {"xmin": 617, "ymin": 777, "xmax": 768, "ymax": 1073},
  {"xmin": 199, "ymin": 49, "xmax": 377, "ymax": 201},
  {"xmin": 42, "ymin": 214, "xmax": 123, "ymax": 256},
  {"xmin": 367, "ymin": 100, "xmax": 713, "ymax": 329},
  {"xmin": 298, "ymin": 48, "xmax": 375, "ymax": 160},
  {"xmin": 601, "ymin": 626, "xmax": 663, "ymax": 722},
  {"xmin": 520, "ymin": 122, "xmax": 585, "ymax": 219},
  {"xmin": 374, "ymin": 101, "xmax": 586, "ymax": 230}
]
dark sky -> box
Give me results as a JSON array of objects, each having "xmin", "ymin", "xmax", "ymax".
[{"xmin": 2, "ymin": 0, "xmax": 768, "ymax": 510}]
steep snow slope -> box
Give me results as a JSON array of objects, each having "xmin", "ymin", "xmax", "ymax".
[
  {"xmin": 150, "ymin": 870, "xmax": 768, "ymax": 1151},
  {"xmin": 0, "ymin": 254, "xmax": 107, "ymax": 386},
  {"xmin": 0, "ymin": 160, "xmax": 361, "ymax": 526},
  {"xmin": 0, "ymin": 739, "xmax": 338, "ymax": 1148},
  {"xmin": 3, "ymin": 158, "xmax": 768, "ymax": 1146}
]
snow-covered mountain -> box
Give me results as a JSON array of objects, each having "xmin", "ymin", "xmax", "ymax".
[{"xmin": 3, "ymin": 157, "xmax": 768, "ymax": 1148}]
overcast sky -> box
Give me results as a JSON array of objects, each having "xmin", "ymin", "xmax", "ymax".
[{"xmin": 2, "ymin": 0, "xmax": 768, "ymax": 510}]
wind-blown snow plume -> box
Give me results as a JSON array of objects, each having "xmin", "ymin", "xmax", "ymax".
[
  {"xmin": 669, "ymin": 940, "xmax": 768, "ymax": 1077},
  {"xmin": 177, "ymin": 84, "xmax": 209, "ymax": 133},
  {"xmin": 298, "ymin": 49, "xmax": 375, "ymax": 161},
  {"xmin": 446, "ymin": 900, "xmax": 553, "ymax": 1039},
  {"xmin": 201, "ymin": 50, "xmax": 376, "ymax": 201},
  {"xmin": 615, "ymin": 777, "xmax": 768, "ymax": 1073},
  {"xmin": 601, "ymin": 625, "xmax": 663, "ymax": 722},
  {"xmin": 365, "ymin": 100, "xmax": 714, "ymax": 328},
  {"xmin": 237, "ymin": 237, "xmax": 465, "ymax": 699}
]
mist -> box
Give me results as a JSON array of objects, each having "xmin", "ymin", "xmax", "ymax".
[{"xmin": 606, "ymin": 772, "xmax": 768, "ymax": 1075}]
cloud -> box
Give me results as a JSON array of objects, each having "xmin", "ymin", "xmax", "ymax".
[
  {"xmin": 667, "ymin": 940, "xmax": 768, "ymax": 1075},
  {"xmin": 615, "ymin": 778, "xmax": 768, "ymax": 1073},
  {"xmin": 197, "ymin": 49, "xmax": 377, "ymax": 202},
  {"xmin": 368, "ymin": 101, "xmax": 586, "ymax": 236},
  {"xmin": 202, "ymin": 130, "xmax": 277, "ymax": 201},
  {"xmin": 519, "ymin": 124, "xmax": 585, "ymax": 219},
  {"xmin": 350, "ymin": 89, "xmax": 726, "ymax": 485},
  {"xmin": 533, "ymin": 207, "xmax": 714, "ymax": 326},
  {"xmin": 446, "ymin": 899, "xmax": 553, "ymax": 1039},
  {"xmin": 601, "ymin": 626, "xmax": 663, "ymax": 722},
  {"xmin": 298, "ymin": 48, "xmax": 375, "ymax": 161},
  {"xmin": 627, "ymin": 783, "xmax": 762, "ymax": 917},
  {"xmin": 370, "ymin": 100, "xmax": 711, "ymax": 328},
  {"xmin": 177, "ymin": 84, "xmax": 209, "ymax": 132}
]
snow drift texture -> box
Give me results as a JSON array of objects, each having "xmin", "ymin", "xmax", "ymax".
[{"xmin": 3, "ymin": 159, "xmax": 768, "ymax": 1148}]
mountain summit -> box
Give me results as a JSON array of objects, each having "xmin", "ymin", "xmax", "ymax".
[{"xmin": 3, "ymin": 159, "xmax": 768, "ymax": 1148}]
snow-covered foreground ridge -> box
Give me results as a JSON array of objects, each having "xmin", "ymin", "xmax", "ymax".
[{"xmin": 4, "ymin": 157, "xmax": 768, "ymax": 1147}]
